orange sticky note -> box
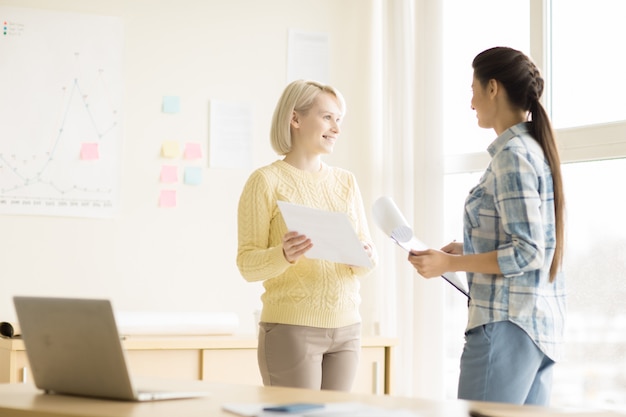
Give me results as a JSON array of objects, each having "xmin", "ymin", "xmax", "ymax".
[
  {"xmin": 160, "ymin": 165, "xmax": 178, "ymax": 183},
  {"xmin": 159, "ymin": 190, "xmax": 176, "ymax": 208},
  {"xmin": 184, "ymin": 142, "xmax": 202, "ymax": 160},
  {"xmin": 80, "ymin": 143, "xmax": 99, "ymax": 160}
]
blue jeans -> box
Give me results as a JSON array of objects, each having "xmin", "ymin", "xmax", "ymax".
[{"xmin": 457, "ymin": 321, "xmax": 555, "ymax": 405}]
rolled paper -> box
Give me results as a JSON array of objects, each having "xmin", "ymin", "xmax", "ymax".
[
  {"xmin": 372, "ymin": 195, "xmax": 469, "ymax": 297},
  {"xmin": 372, "ymin": 196, "xmax": 413, "ymax": 243},
  {"xmin": 114, "ymin": 311, "xmax": 240, "ymax": 336}
]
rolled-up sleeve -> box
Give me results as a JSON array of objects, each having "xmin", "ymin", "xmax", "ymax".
[{"xmin": 492, "ymin": 148, "xmax": 546, "ymax": 277}]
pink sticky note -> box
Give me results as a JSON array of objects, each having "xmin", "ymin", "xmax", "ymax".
[
  {"xmin": 159, "ymin": 190, "xmax": 177, "ymax": 208},
  {"xmin": 80, "ymin": 143, "xmax": 99, "ymax": 160},
  {"xmin": 184, "ymin": 142, "xmax": 202, "ymax": 160},
  {"xmin": 160, "ymin": 165, "xmax": 178, "ymax": 183}
]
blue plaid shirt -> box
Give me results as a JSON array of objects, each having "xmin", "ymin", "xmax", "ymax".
[{"xmin": 463, "ymin": 122, "xmax": 566, "ymax": 360}]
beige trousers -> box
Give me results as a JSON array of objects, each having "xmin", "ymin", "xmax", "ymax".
[{"xmin": 257, "ymin": 322, "xmax": 361, "ymax": 391}]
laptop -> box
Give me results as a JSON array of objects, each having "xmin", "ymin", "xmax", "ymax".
[{"xmin": 13, "ymin": 296, "xmax": 209, "ymax": 401}]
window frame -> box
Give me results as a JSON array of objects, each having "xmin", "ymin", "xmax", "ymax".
[{"xmin": 444, "ymin": 0, "xmax": 626, "ymax": 176}]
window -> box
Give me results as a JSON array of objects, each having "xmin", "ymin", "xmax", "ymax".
[
  {"xmin": 441, "ymin": 0, "xmax": 530, "ymax": 400},
  {"xmin": 442, "ymin": 0, "xmax": 529, "ymax": 156},
  {"xmin": 551, "ymin": 0, "xmax": 626, "ymax": 128},
  {"xmin": 552, "ymin": 158, "xmax": 626, "ymax": 409},
  {"xmin": 550, "ymin": 1, "xmax": 626, "ymax": 406},
  {"xmin": 442, "ymin": 172, "xmax": 479, "ymax": 398}
]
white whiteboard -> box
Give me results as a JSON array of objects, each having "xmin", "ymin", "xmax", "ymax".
[{"xmin": 0, "ymin": 7, "xmax": 123, "ymax": 218}]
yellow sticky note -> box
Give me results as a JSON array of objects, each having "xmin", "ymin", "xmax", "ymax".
[{"xmin": 161, "ymin": 141, "xmax": 180, "ymax": 158}]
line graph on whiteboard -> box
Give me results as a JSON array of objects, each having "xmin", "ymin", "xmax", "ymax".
[{"xmin": 0, "ymin": 7, "xmax": 123, "ymax": 218}]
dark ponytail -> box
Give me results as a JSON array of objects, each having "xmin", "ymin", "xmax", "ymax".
[{"xmin": 473, "ymin": 47, "xmax": 564, "ymax": 282}]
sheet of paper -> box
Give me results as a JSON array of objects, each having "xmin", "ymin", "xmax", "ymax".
[
  {"xmin": 208, "ymin": 100, "xmax": 253, "ymax": 169},
  {"xmin": 277, "ymin": 201, "xmax": 371, "ymax": 268},
  {"xmin": 287, "ymin": 29, "xmax": 329, "ymax": 83},
  {"xmin": 115, "ymin": 311, "xmax": 239, "ymax": 336}
]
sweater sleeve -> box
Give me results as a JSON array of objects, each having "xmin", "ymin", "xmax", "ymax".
[{"xmin": 236, "ymin": 169, "xmax": 292, "ymax": 282}]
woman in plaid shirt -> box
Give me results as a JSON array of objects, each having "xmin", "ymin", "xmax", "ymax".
[{"xmin": 408, "ymin": 47, "xmax": 566, "ymax": 406}]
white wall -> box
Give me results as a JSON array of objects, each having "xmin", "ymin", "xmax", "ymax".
[{"xmin": 0, "ymin": 0, "xmax": 384, "ymax": 336}]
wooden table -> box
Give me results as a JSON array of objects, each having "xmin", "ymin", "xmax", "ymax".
[{"xmin": 0, "ymin": 380, "xmax": 623, "ymax": 417}]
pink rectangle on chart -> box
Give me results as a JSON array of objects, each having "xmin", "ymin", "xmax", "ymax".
[
  {"xmin": 80, "ymin": 143, "xmax": 99, "ymax": 160},
  {"xmin": 159, "ymin": 190, "xmax": 177, "ymax": 208},
  {"xmin": 160, "ymin": 165, "xmax": 178, "ymax": 183},
  {"xmin": 184, "ymin": 142, "xmax": 202, "ymax": 160}
]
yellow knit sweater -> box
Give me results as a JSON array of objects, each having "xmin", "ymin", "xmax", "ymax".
[{"xmin": 236, "ymin": 160, "xmax": 377, "ymax": 328}]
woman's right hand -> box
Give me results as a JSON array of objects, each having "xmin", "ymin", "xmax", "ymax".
[
  {"xmin": 282, "ymin": 231, "xmax": 313, "ymax": 263},
  {"xmin": 441, "ymin": 241, "xmax": 463, "ymax": 255}
]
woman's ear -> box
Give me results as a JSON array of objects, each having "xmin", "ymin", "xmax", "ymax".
[
  {"xmin": 290, "ymin": 111, "xmax": 300, "ymax": 128},
  {"xmin": 488, "ymin": 79, "xmax": 499, "ymax": 98}
]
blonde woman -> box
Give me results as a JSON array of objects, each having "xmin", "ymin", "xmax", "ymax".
[{"xmin": 236, "ymin": 80, "xmax": 377, "ymax": 391}]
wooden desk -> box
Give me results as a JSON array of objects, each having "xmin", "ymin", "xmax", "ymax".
[
  {"xmin": 0, "ymin": 380, "xmax": 622, "ymax": 417},
  {"xmin": 0, "ymin": 335, "xmax": 397, "ymax": 395}
]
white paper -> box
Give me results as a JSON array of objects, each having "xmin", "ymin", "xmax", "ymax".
[
  {"xmin": 208, "ymin": 100, "xmax": 253, "ymax": 169},
  {"xmin": 287, "ymin": 29, "xmax": 329, "ymax": 83},
  {"xmin": 277, "ymin": 201, "xmax": 372, "ymax": 268},
  {"xmin": 114, "ymin": 311, "xmax": 239, "ymax": 336},
  {"xmin": 372, "ymin": 196, "xmax": 469, "ymax": 297}
]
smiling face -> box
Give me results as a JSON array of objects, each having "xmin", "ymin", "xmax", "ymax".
[
  {"xmin": 470, "ymin": 74, "xmax": 496, "ymax": 130},
  {"xmin": 290, "ymin": 92, "xmax": 343, "ymax": 156}
]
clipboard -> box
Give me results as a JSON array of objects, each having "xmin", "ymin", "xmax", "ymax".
[{"xmin": 372, "ymin": 196, "xmax": 470, "ymax": 298}]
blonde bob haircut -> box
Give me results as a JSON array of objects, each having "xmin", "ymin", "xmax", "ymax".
[{"xmin": 270, "ymin": 79, "xmax": 346, "ymax": 155}]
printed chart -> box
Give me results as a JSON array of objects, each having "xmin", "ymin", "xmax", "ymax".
[{"xmin": 0, "ymin": 7, "xmax": 123, "ymax": 218}]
